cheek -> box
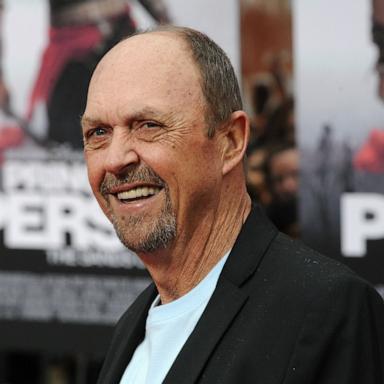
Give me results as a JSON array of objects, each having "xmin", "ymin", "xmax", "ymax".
[
  {"xmin": 85, "ymin": 154, "xmax": 105, "ymax": 195},
  {"xmin": 177, "ymin": 153, "xmax": 221, "ymax": 200},
  {"xmin": 86, "ymin": 163, "xmax": 111, "ymax": 217},
  {"xmin": 140, "ymin": 137, "xmax": 221, "ymax": 192}
]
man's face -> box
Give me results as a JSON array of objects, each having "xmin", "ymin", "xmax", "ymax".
[
  {"xmin": 82, "ymin": 33, "xmax": 223, "ymax": 253},
  {"xmin": 269, "ymin": 148, "xmax": 299, "ymax": 202}
]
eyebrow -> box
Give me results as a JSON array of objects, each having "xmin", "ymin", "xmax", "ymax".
[
  {"xmin": 80, "ymin": 115, "xmax": 102, "ymax": 130},
  {"xmin": 81, "ymin": 107, "xmax": 173, "ymax": 129},
  {"xmin": 125, "ymin": 107, "xmax": 166, "ymax": 122}
]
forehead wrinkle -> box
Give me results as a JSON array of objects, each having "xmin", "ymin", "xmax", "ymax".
[
  {"xmin": 87, "ymin": 32, "xmax": 208, "ymax": 129},
  {"xmin": 114, "ymin": 106, "xmax": 178, "ymax": 126},
  {"xmin": 81, "ymin": 115, "xmax": 104, "ymax": 130},
  {"xmin": 83, "ymin": 105, "xmax": 181, "ymax": 131}
]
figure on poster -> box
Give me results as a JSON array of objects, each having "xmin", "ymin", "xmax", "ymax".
[
  {"xmin": 82, "ymin": 26, "xmax": 384, "ymax": 383},
  {"xmin": 26, "ymin": 0, "xmax": 170, "ymax": 149},
  {"xmin": 0, "ymin": 0, "xmax": 170, "ymax": 154},
  {"xmin": 0, "ymin": 0, "xmax": 24, "ymax": 161}
]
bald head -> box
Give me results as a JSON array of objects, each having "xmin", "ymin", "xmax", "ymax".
[
  {"xmin": 92, "ymin": 30, "xmax": 193, "ymax": 88},
  {"xmin": 87, "ymin": 27, "xmax": 242, "ymax": 136},
  {"xmin": 86, "ymin": 31, "xmax": 205, "ymax": 131}
]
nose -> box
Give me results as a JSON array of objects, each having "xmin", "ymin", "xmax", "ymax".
[
  {"xmin": 281, "ymin": 174, "xmax": 298, "ymax": 196},
  {"xmin": 104, "ymin": 128, "xmax": 139, "ymax": 175}
]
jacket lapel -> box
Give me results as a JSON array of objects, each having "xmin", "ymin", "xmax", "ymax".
[
  {"xmin": 223, "ymin": 204, "xmax": 278, "ymax": 286},
  {"xmin": 163, "ymin": 278, "xmax": 248, "ymax": 384},
  {"xmin": 97, "ymin": 283, "xmax": 157, "ymax": 384},
  {"xmin": 163, "ymin": 205, "xmax": 278, "ymax": 383}
]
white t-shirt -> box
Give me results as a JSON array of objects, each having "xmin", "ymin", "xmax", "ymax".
[{"xmin": 119, "ymin": 252, "xmax": 230, "ymax": 384}]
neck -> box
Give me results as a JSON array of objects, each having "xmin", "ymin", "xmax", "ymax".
[{"xmin": 137, "ymin": 182, "xmax": 252, "ymax": 304}]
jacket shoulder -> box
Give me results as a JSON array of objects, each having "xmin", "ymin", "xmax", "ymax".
[{"xmin": 256, "ymin": 232, "xmax": 383, "ymax": 309}]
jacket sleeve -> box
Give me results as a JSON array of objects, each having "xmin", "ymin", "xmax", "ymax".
[{"xmin": 282, "ymin": 277, "xmax": 384, "ymax": 384}]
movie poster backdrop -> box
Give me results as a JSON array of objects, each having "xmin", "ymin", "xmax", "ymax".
[
  {"xmin": 294, "ymin": 0, "xmax": 384, "ymax": 295},
  {"xmin": 0, "ymin": 0, "xmax": 239, "ymax": 355}
]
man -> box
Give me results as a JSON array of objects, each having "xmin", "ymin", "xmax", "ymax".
[
  {"xmin": 82, "ymin": 26, "xmax": 384, "ymax": 384},
  {"xmin": 266, "ymin": 144, "xmax": 299, "ymax": 203},
  {"xmin": 264, "ymin": 144, "xmax": 299, "ymax": 237}
]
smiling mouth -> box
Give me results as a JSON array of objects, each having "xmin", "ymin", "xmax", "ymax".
[{"xmin": 116, "ymin": 186, "xmax": 163, "ymax": 203}]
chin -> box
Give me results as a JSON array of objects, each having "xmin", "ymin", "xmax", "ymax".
[{"xmin": 114, "ymin": 215, "xmax": 176, "ymax": 254}]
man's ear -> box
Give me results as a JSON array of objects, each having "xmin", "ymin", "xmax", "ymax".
[{"xmin": 220, "ymin": 111, "xmax": 249, "ymax": 176}]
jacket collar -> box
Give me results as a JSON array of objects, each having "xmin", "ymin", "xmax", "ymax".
[
  {"xmin": 163, "ymin": 205, "xmax": 278, "ymax": 383},
  {"xmin": 222, "ymin": 204, "xmax": 278, "ymax": 286}
]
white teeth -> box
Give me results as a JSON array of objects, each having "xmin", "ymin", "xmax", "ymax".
[{"xmin": 117, "ymin": 187, "xmax": 161, "ymax": 201}]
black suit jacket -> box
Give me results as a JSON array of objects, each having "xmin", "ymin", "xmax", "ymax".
[{"xmin": 97, "ymin": 206, "xmax": 384, "ymax": 384}]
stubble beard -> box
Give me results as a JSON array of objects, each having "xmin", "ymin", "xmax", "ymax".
[
  {"xmin": 101, "ymin": 167, "xmax": 177, "ymax": 253},
  {"xmin": 110, "ymin": 186, "xmax": 176, "ymax": 253}
]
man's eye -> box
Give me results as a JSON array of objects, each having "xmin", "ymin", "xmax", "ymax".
[
  {"xmin": 93, "ymin": 127, "xmax": 107, "ymax": 136},
  {"xmin": 142, "ymin": 121, "xmax": 161, "ymax": 129},
  {"xmin": 87, "ymin": 127, "xmax": 107, "ymax": 138}
]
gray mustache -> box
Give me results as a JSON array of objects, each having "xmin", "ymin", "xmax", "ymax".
[{"xmin": 100, "ymin": 166, "xmax": 165, "ymax": 197}]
